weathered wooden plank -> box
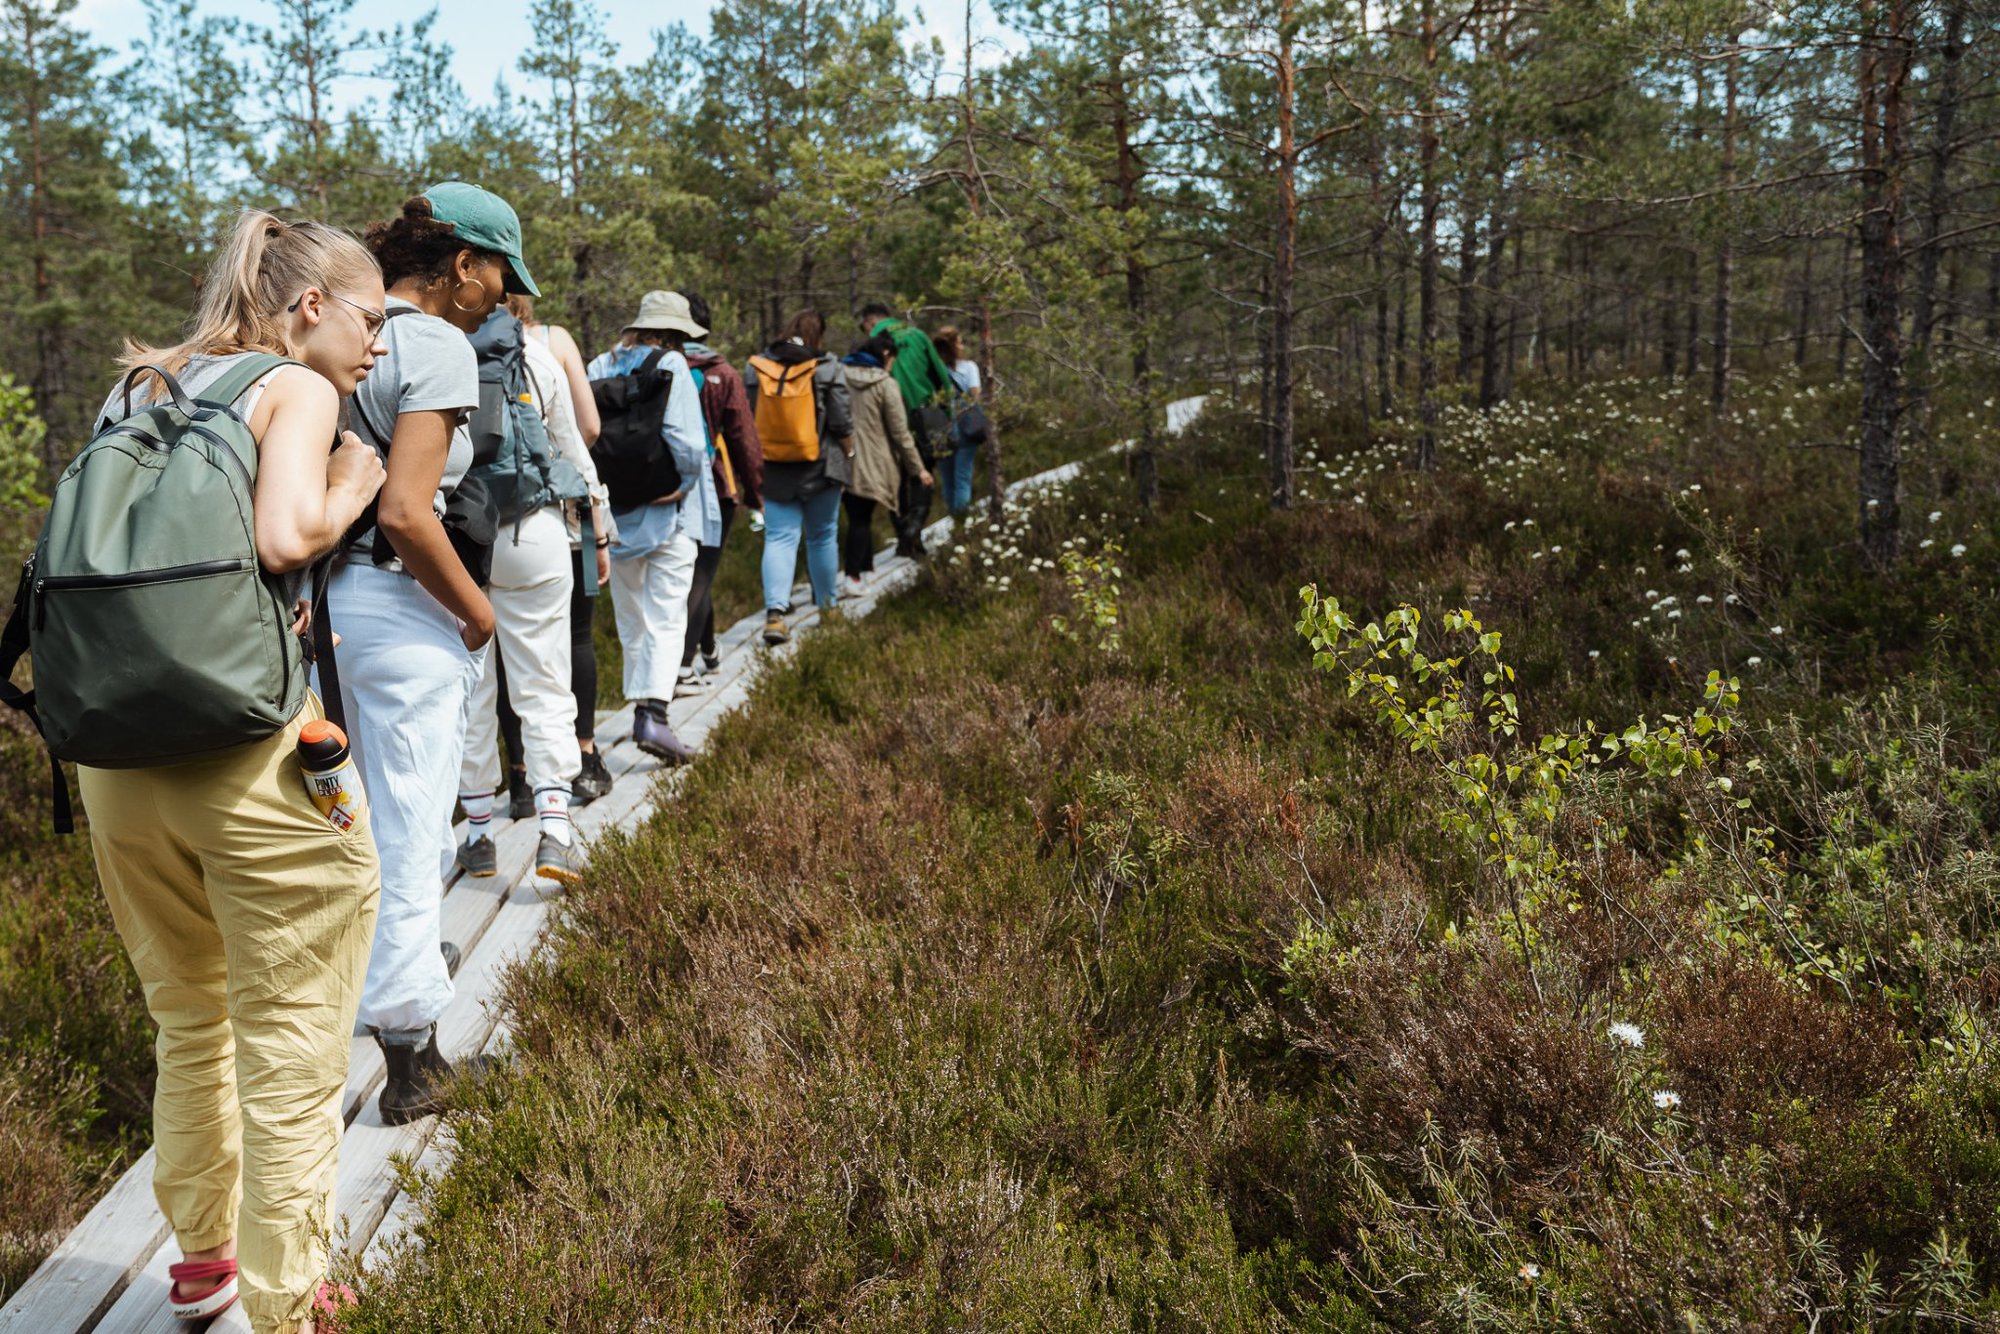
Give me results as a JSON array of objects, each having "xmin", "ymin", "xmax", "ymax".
[{"xmin": 0, "ymin": 1153, "xmax": 168, "ymax": 1334}]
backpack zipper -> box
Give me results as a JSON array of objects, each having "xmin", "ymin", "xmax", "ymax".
[
  {"xmin": 97, "ymin": 423, "xmax": 256, "ymax": 492},
  {"xmin": 36, "ymin": 558, "xmax": 250, "ymax": 629}
]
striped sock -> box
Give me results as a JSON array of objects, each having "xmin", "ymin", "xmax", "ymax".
[
  {"xmin": 536, "ymin": 785, "xmax": 573, "ymax": 847},
  {"xmin": 461, "ymin": 790, "xmax": 494, "ymax": 836}
]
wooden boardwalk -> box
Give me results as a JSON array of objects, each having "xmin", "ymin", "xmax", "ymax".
[{"xmin": 0, "ymin": 438, "xmax": 1138, "ymax": 1334}]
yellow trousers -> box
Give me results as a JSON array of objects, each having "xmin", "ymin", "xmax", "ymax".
[{"xmin": 80, "ymin": 705, "xmax": 379, "ymax": 1334}]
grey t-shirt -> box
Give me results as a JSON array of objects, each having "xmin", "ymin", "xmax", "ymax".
[{"xmin": 349, "ymin": 297, "xmax": 479, "ymax": 532}]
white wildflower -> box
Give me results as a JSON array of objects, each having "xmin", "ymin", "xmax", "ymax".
[
  {"xmin": 1608, "ymin": 1022, "xmax": 1645, "ymax": 1049},
  {"xmin": 1952, "ymin": 544, "xmax": 1968, "ymax": 558},
  {"xmin": 1746, "ymin": 656, "xmax": 1763, "ymax": 667},
  {"xmin": 1929, "ymin": 511, "xmax": 1943, "ymax": 524},
  {"xmin": 1770, "ymin": 625, "xmax": 1784, "ymax": 636},
  {"xmin": 1653, "ymin": 1090, "xmax": 1682, "ymax": 1111}
]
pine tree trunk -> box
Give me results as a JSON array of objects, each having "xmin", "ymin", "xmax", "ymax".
[
  {"xmin": 1794, "ymin": 238, "xmax": 1814, "ymax": 367},
  {"xmin": 1455, "ymin": 202, "xmax": 1479, "ymax": 387},
  {"xmin": 1268, "ymin": 0, "xmax": 1297, "ymax": 508},
  {"xmin": 1910, "ymin": 0, "xmax": 1962, "ymax": 358},
  {"xmin": 1711, "ymin": 37, "xmax": 1738, "ymax": 420},
  {"xmin": 1414, "ymin": 0, "xmax": 1440, "ymax": 471},
  {"xmin": 1857, "ymin": 0, "xmax": 1909, "ymax": 569},
  {"xmin": 1479, "ymin": 205, "xmax": 1504, "ymax": 409},
  {"xmin": 23, "ymin": 8, "xmax": 61, "ymax": 465}
]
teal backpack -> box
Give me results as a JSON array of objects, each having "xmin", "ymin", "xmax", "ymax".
[
  {"xmin": 465, "ymin": 310, "xmax": 594, "ymax": 580},
  {"xmin": 0, "ymin": 354, "xmax": 319, "ymax": 831}
]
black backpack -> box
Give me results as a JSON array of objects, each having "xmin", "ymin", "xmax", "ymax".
[{"xmin": 589, "ymin": 350, "xmax": 681, "ymax": 510}]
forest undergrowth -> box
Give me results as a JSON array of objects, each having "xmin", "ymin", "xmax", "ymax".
[{"xmin": 340, "ymin": 363, "xmax": 2000, "ymax": 1329}]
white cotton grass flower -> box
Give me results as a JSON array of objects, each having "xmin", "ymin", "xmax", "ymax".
[
  {"xmin": 1952, "ymin": 544, "xmax": 1968, "ymax": 558},
  {"xmin": 1608, "ymin": 1022, "xmax": 1645, "ymax": 1049},
  {"xmin": 1653, "ymin": 1090, "xmax": 1682, "ymax": 1111},
  {"xmin": 1746, "ymin": 656, "xmax": 1763, "ymax": 667},
  {"xmin": 1770, "ymin": 626, "xmax": 1784, "ymax": 636},
  {"xmin": 1930, "ymin": 511, "xmax": 1943, "ymax": 524}
]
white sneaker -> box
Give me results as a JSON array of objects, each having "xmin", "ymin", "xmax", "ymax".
[
  {"xmin": 675, "ymin": 665, "xmax": 703, "ymax": 696},
  {"xmin": 840, "ymin": 574, "xmax": 866, "ymax": 600}
]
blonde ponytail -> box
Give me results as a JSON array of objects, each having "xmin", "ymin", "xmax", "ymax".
[{"xmin": 122, "ymin": 210, "xmax": 380, "ymax": 381}]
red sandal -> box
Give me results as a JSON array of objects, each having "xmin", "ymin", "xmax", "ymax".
[{"xmin": 167, "ymin": 1257, "xmax": 239, "ymax": 1320}]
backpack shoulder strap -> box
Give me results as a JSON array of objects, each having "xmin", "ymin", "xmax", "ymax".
[
  {"xmin": 195, "ymin": 353, "xmax": 300, "ymax": 415},
  {"xmin": 0, "ymin": 558, "xmax": 73, "ymax": 835}
]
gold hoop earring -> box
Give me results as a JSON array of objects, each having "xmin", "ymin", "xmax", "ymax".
[{"xmin": 450, "ymin": 277, "xmax": 490, "ymax": 314}]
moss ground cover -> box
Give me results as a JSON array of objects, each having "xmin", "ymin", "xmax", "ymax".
[{"xmin": 347, "ymin": 366, "xmax": 2000, "ymax": 1328}]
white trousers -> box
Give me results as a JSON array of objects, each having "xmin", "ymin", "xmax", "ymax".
[
  {"xmin": 323, "ymin": 561, "xmax": 481, "ymax": 1037},
  {"xmin": 461, "ymin": 507, "xmax": 580, "ymax": 799},
  {"xmin": 609, "ymin": 527, "xmax": 699, "ymax": 705}
]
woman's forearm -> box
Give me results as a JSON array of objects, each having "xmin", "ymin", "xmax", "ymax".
[{"xmin": 381, "ymin": 500, "xmax": 489, "ymax": 628}]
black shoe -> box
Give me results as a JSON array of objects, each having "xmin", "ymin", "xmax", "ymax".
[
  {"xmin": 507, "ymin": 768, "xmax": 533, "ymax": 821},
  {"xmin": 572, "ymin": 749, "xmax": 613, "ymax": 807},
  {"xmin": 376, "ymin": 1026, "xmax": 497, "ymax": 1126},
  {"xmin": 440, "ymin": 940, "xmax": 462, "ymax": 979},
  {"xmin": 456, "ymin": 834, "xmax": 497, "ymax": 878}
]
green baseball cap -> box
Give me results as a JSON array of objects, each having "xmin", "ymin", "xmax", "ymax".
[{"xmin": 421, "ymin": 181, "xmax": 540, "ymax": 298}]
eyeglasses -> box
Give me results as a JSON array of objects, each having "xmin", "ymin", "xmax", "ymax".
[{"xmin": 288, "ymin": 290, "xmax": 388, "ymax": 338}]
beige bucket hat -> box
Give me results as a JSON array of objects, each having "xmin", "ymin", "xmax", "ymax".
[{"xmin": 623, "ymin": 289, "xmax": 708, "ymax": 339}]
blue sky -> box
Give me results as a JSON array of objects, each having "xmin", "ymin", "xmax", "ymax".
[
  {"xmin": 71, "ymin": 0, "xmax": 709, "ymax": 108},
  {"xmin": 71, "ymin": 0, "xmax": 982, "ymax": 111}
]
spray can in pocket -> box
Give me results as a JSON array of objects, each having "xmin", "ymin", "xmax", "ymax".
[{"xmin": 297, "ymin": 720, "xmax": 365, "ymax": 832}]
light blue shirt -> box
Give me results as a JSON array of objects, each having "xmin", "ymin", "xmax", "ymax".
[{"xmin": 587, "ymin": 343, "xmax": 721, "ymax": 550}]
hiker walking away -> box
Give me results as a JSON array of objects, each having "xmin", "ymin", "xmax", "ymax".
[
  {"xmin": 587, "ymin": 290, "xmax": 715, "ymax": 762},
  {"xmin": 932, "ymin": 325, "xmax": 985, "ymax": 518},
  {"xmin": 59, "ymin": 211, "xmax": 388, "ymax": 1332},
  {"xmin": 839, "ymin": 333, "xmax": 931, "ymax": 598},
  {"xmin": 747, "ymin": 309, "xmax": 852, "ymax": 645},
  {"xmin": 678, "ymin": 290, "xmax": 764, "ymax": 686},
  {"xmin": 857, "ymin": 302, "xmax": 953, "ymax": 555},
  {"xmin": 496, "ymin": 294, "xmax": 616, "ymax": 810},
  {"xmin": 456, "ymin": 299, "xmax": 609, "ymax": 888},
  {"xmin": 336, "ymin": 183, "xmax": 531, "ymax": 1127}
]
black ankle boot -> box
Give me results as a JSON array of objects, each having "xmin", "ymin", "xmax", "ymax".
[{"xmin": 376, "ymin": 1026, "xmax": 458, "ymax": 1126}]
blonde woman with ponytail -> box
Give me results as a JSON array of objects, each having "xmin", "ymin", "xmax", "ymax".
[{"xmin": 81, "ymin": 210, "xmax": 389, "ymax": 1332}]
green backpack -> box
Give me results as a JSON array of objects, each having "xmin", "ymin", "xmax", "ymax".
[{"xmin": 1, "ymin": 354, "xmax": 314, "ymax": 832}]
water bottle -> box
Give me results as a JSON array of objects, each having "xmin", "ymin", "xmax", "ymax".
[{"xmin": 298, "ymin": 720, "xmax": 366, "ymax": 832}]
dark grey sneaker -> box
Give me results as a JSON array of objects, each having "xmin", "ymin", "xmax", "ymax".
[
  {"xmin": 507, "ymin": 768, "xmax": 533, "ymax": 820},
  {"xmin": 456, "ymin": 834, "xmax": 497, "ymax": 878},
  {"xmin": 572, "ymin": 748, "xmax": 613, "ymax": 807},
  {"xmin": 440, "ymin": 940, "xmax": 462, "ymax": 979},
  {"xmin": 535, "ymin": 831, "xmax": 586, "ymax": 888},
  {"xmin": 633, "ymin": 704, "xmax": 696, "ymax": 765}
]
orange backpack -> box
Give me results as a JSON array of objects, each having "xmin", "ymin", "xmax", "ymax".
[{"xmin": 747, "ymin": 354, "xmax": 821, "ymax": 462}]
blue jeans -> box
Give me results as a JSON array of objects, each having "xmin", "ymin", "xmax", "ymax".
[
  {"xmin": 762, "ymin": 487, "xmax": 842, "ymax": 612},
  {"xmin": 937, "ymin": 439, "xmax": 979, "ymax": 515}
]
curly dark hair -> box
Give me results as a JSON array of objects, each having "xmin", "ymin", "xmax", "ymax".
[
  {"xmin": 364, "ymin": 195, "xmax": 499, "ymax": 288},
  {"xmin": 679, "ymin": 290, "xmax": 711, "ymax": 332}
]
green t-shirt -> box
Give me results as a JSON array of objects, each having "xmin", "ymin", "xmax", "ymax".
[{"xmin": 869, "ymin": 319, "xmax": 954, "ymax": 411}]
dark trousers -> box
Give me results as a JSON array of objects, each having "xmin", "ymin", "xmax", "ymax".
[
  {"xmin": 681, "ymin": 500, "xmax": 737, "ymax": 667},
  {"xmin": 499, "ymin": 546, "xmax": 597, "ymax": 769},
  {"xmin": 841, "ymin": 493, "xmax": 879, "ymax": 578},
  {"xmin": 893, "ymin": 407, "xmax": 937, "ymax": 556}
]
